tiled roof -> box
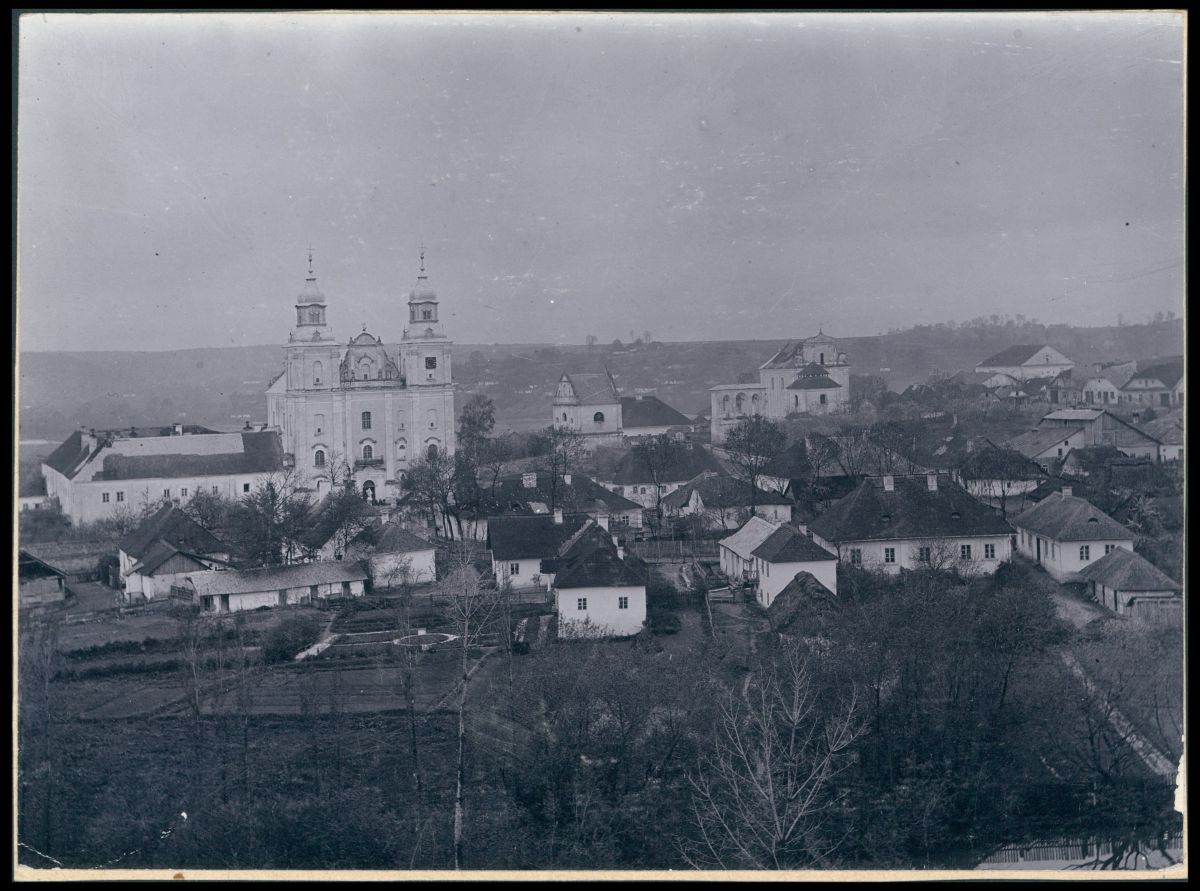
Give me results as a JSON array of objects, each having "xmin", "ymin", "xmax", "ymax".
[
  {"xmin": 128, "ymin": 540, "xmax": 231, "ymax": 576},
  {"xmin": 977, "ymin": 344, "xmax": 1053, "ymax": 367},
  {"xmin": 185, "ymin": 560, "xmax": 369, "ymax": 597},
  {"xmin": 371, "ymin": 523, "xmax": 435, "ymax": 554},
  {"xmin": 662, "ymin": 473, "xmax": 790, "ymax": 510},
  {"xmin": 761, "ymin": 341, "xmax": 806, "ymax": 369},
  {"xmin": 1127, "ymin": 360, "xmax": 1184, "ymax": 389},
  {"xmin": 486, "ymin": 472, "xmax": 641, "ymax": 515},
  {"xmin": 751, "ymin": 525, "xmax": 837, "ymax": 564},
  {"xmin": 609, "ymin": 444, "xmax": 723, "ymax": 485},
  {"xmin": 561, "ymin": 372, "xmax": 620, "ymax": 405},
  {"xmin": 809, "ymin": 474, "xmax": 1011, "ymax": 544},
  {"xmin": 119, "ymin": 503, "xmax": 228, "ymax": 561},
  {"xmin": 94, "ymin": 431, "xmax": 285, "ymax": 481},
  {"xmin": 21, "ymin": 540, "xmax": 116, "ymax": 574},
  {"xmin": 553, "ymin": 541, "xmax": 648, "ymax": 589},
  {"xmin": 768, "ymin": 571, "xmax": 838, "ymax": 634},
  {"xmin": 487, "ymin": 514, "xmax": 590, "ymax": 561},
  {"xmin": 620, "ymin": 395, "xmax": 692, "ymax": 429},
  {"xmin": 1011, "ymin": 491, "xmax": 1133, "ymax": 542},
  {"xmin": 787, "ymin": 374, "xmax": 841, "ymax": 390},
  {"xmin": 1007, "ymin": 427, "xmax": 1083, "ymax": 460},
  {"xmin": 1078, "ymin": 547, "xmax": 1180, "ymax": 592},
  {"xmin": 44, "ymin": 430, "xmax": 102, "ymax": 479}
]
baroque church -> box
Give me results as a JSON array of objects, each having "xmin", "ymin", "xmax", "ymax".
[
  {"xmin": 266, "ymin": 251, "xmax": 456, "ymax": 502},
  {"xmin": 710, "ymin": 332, "xmax": 850, "ymax": 444}
]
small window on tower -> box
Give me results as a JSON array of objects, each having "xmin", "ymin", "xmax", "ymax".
[
  {"xmin": 362, "ymin": 411, "xmax": 372, "ymax": 430},
  {"xmin": 425, "ymin": 356, "xmax": 437, "ymax": 370},
  {"xmin": 422, "ymin": 308, "xmax": 432, "ymax": 320}
]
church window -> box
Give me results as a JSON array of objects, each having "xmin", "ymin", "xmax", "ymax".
[
  {"xmin": 425, "ymin": 356, "xmax": 437, "ymax": 370},
  {"xmin": 314, "ymin": 414, "xmax": 324, "ymax": 435},
  {"xmin": 427, "ymin": 444, "xmax": 439, "ymax": 460},
  {"xmin": 308, "ymin": 308, "xmax": 321, "ymax": 324},
  {"xmin": 312, "ymin": 361, "xmax": 323, "ymax": 386},
  {"xmin": 722, "ymin": 395, "xmax": 730, "ymax": 416},
  {"xmin": 594, "ymin": 411, "xmax": 605, "ymax": 424},
  {"xmin": 428, "ymin": 409, "xmax": 438, "ymax": 429},
  {"xmin": 562, "ymin": 412, "xmax": 568, "ymax": 422},
  {"xmin": 820, "ymin": 352, "xmax": 825, "ymax": 365},
  {"xmin": 362, "ymin": 444, "xmax": 373, "ymax": 461},
  {"xmin": 422, "ymin": 308, "xmax": 432, "ymax": 321},
  {"xmin": 735, "ymin": 393, "xmax": 745, "ymax": 414},
  {"xmin": 396, "ymin": 438, "xmax": 407, "ymax": 459},
  {"xmin": 794, "ymin": 395, "xmax": 799, "ymax": 409},
  {"xmin": 362, "ymin": 411, "xmax": 372, "ymax": 430},
  {"xmin": 315, "ymin": 450, "xmax": 326, "ymax": 467}
]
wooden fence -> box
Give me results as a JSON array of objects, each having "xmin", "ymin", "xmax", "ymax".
[
  {"xmin": 978, "ymin": 833, "xmax": 1183, "ymax": 866},
  {"xmin": 629, "ymin": 540, "xmax": 720, "ymax": 562}
]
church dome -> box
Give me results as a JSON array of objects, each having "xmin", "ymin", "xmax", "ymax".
[
  {"xmin": 408, "ymin": 249, "xmax": 437, "ymax": 302},
  {"xmin": 297, "ymin": 250, "xmax": 325, "ymax": 305}
]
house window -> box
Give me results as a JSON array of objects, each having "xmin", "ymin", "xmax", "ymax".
[
  {"xmin": 577, "ymin": 598, "xmax": 588, "ymax": 611},
  {"xmin": 509, "ymin": 562, "xmax": 520, "ymax": 576},
  {"xmin": 116, "ymin": 491, "xmax": 125, "ymax": 502},
  {"xmin": 820, "ymin": 394, "xmax": 827, "ymax": 405},
  {"xmin": 362, "ymin": 444, "xmax": 373, "ymax": 461},
  {"xmin": 918, "ymin": 546, "xmax": 931, "ymax": 564},
  {"xmin": 849, "ymin": 548, "xmax": 862, "ymax": 566},
  {"xmin": 164, "ymin": 489, "xmax": 171, "ymax": 499},
  {"xmin": 1057, "ymin": 448, "xmax": 1063, "ymax": 457},
  {"xmin": 181, "ymin": 488, "xmax": 188, "ymax": 497},
  {"xmin": 315, "ymin": 450, "xmax": 325, "ymax": 467},
  {"xmin": 618, "ymin": 596, "xmax": 629, "ymax": 610},
  {"xmin": 102, "ymin": 492, "xmax": 110, "ymax": 503},
  {"xmin": 425, "ymin": 356, "xmax": 437, "ymax": 369},
  {"xmin": 984, "ymin": 543, "xmax": 996, "ymax": 560},
  {"xmin": 884, "ymin": 547, "xmax": 896, "ymax": 564},
  {"xmin": 1105, "ymin": 544, "xmax": 1115, "ymax": 555},
  {"xmin": 594, "ymin": 411, "xmax": 605, "ymax": 423},
  {"xmin": 213, "ymin": 486, "xmax": 219, "ymax": 495},
  {"xmin": 361, "ymin": 411, "xmax": 372, "ymax": 430},
  {"xmin": 1079, "ymin": 545, "xmax": 1090, "ymax": 561},
  {"xmin": 243, "ymin": 483, "xmax": 251, "ymax": 493}
]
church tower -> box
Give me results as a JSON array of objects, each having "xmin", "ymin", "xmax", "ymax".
[
  {"xmin": 284, "ymin": 251, "xmax": 341, "ymax": 392},
  {"xmin": 399, "ymin": 249, "xmax": 453, "ymax": 387}
]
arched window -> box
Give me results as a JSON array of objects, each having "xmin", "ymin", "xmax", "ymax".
[
  {"xmin": 362, "ymin": 481, "xmax": 376, "ymax": 503},
  {"xmin": 794, "ymin": 395, "xmax": 799, "ymax": 409},
  {"xmin": 314, "ymin": 449, "xmax": 325, "ymax": 467},
  {"xmin": 751, "ymin": 393, "xmax": 760, "ymax": 413},
  {"xmin": 422, "ymin": 308, "xmax": 432, "ymax": 320},
  {"xmin": 308, "ymin": 308, "xmax": 321, "ymax": 324},
  {"xmin": 396, "ymin": 438, "xmax": 407, "ymax": 459},
  {"xmin": 362, "ymin": 444, "xmax": 373, "ymax": 461},
  {"xmin": 735, "ymin": 393, "xmax": 745, "ymax": 414},
  {"xmin": 361, "ymin": 411, "xmax": 372, "ymax": 430},
  {"xmin": 722, "ymin": 395, "xmax": 730, "ymax": 416},
  {"xmin": 427, "ymin": 444, "xmax": 438, "ymax": 460},
  {"xmin": 593, "ymin": 411, "xmax": 605, "ymax": 424},
  {"xmin": 312, "ymin": 361, "xmax": 323, "ymax": 386},
  {"xmin": 819, "ymin": 352, "xmax": 825, "ymax": 365},
  {"xmin": 562, "ymin": 412, "xmax": 568, "ymax": 422}
]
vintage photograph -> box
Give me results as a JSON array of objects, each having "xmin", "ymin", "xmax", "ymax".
[{"xmin": 14, "ymin": 11, "xmax": 1185, "ymax": 878}]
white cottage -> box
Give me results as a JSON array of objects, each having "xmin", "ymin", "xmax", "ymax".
[
  {"xmin": 719, "ymin": 516, "xmax": 838, "ymax": 608},
  {"xmin": 182, "ymin": 561, "xmax": 369, "ymax": 613},
  {"xmin": 1011, "ymin": 488, "xmax": 1135, "ymax": 583}
]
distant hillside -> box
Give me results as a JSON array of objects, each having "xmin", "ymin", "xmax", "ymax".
[{"xmin": 16, "ymin": 320, "xmax": 1183, "ymax": 443}]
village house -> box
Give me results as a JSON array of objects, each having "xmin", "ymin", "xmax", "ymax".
[
  {"xmin": 17, "ymin": 549, "xmax": 68, "ymax": 608},
  {"xmin": 660, "ymin": 471, "xmax": 792, "ymax": 531},
  {"xmin": 808, "ymin": 472, "xmax": 1014, "ymax": 575},
  {"xmin": 118, "ymin": 503, "xmax": 235, "ymax": 603},
  {"xmin": 180, "ymin": 560, "xmax": 370, "ymax": 614},
  {"xmin": 1010, "ymin": 487, "xmax": 1135, "ymax": 583},
  {"xmin": 718, "ymin": 516, "xmax": 838, "ymax": 608},
  {"xmin": 41, "ymin": 424, "xmax": 287, "ymax": 525},
  {"xmin": 486, "ymin": 511, "xmax": 591, "ymax": 591},
  {"xmin": 1077, "ymin": 547, "xmax": 1182, "ymax": 622},
  {"xmin": 19, "ymin": 539, "xmax": 116, "ymax": 586},
  {"xmin": 346, "ymin": 521, "xmax": 437, "ymax": 586},
  {"xmin": 709, "ymin": 333, "xmax": 851, "ymax": 443},
  {"xmin": 1037, "ymin": 409, "xmax": 1162, "ymax": 460},
  {"xmin": 19, "ymin": 476, "xmax": 50, "ymax": 512},
  {"xmin": 1120, "ymin": 358, "xmax": 1184, "ymax": 409},
  {"xmin": 1140, "ymin": 411, "xmax": 1185, "ymax": 462},
  {"xmin": 619, "ymin": 394, "xmax": 694, "ymax": 438},
  {"xmin": 1045, "ymin": 371, "xmax": 1084, "ymax": 406},
  {"xmin": 596, "ymin": 442, "xmax": 725, "ymax": 510},
  {"xmin": 974, "ymin": 344, "xmax": 1074, "ymax": 381},
  {"xmin": 548, "ymin": 521, "xmax": 649, "ymax": 638},
  {"xmin": 265, "ymin": 252, "xmax": 457, "ymax": 503}
]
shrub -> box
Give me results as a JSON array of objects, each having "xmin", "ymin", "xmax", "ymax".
[
  {"xmin": 262, "ymin": 615, "xmax": 323, "ymax": 664},
  {"xmin": 647, "ymin": 608, "xmax": 682, "ymax": 635}
]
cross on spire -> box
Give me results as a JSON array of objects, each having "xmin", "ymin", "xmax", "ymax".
[
  {"xmin": 306, "ymin": 246, "xmax": 315, "ymax": 279},
  {"xmin": 418, "ymin": 243, "xmax": 426, "ymax": 276}
]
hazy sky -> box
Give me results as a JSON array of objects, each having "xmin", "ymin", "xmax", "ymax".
[{"xmin": 17, "ymin": 11, "xmax": 1185, "ymax": 352}]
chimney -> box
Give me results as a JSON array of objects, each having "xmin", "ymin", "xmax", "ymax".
[
  {"xmin": 173, "ymin": 423, "xmax": 184, "ymax": 436},
  {"xmin": 796, "ymin": 522, "xmax": 808, "ymax": 535},
  {"xmin": 612, "ymin": 534, "xmax": 620, "ymax": 549},
  {"xmin": 1061, "ymin": 486, "xmax": 1072, "ymax": 499},
  {"xmin": 563, "ymin": 473, "xmax": 572, "ymax": 486},
  {"xmin": 617, "ymin": 546, "xmax": 625, "ymax": 560},
  {"xmin": 882, "ymin": 475, "xmax": 894, "ymax": 492},
  {"xmin": 553, "ymin": 508, "xmax": 563, "ymax": 525},
  {"xmin": 597, "ymin": 514, "xmax": 609, "ymax": 531},
  {"xmin": 244, "ymin": 421, "xmax": 253, "ymax": 430},
  {"xmin": 522, "ymin": 472, "xmax": 537, "ymax": 489},
  {"xmin": 927, "ymin": 473, "xmax": 938, "ymax": 492}
]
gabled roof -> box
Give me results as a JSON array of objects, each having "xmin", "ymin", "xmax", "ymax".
[
  {"xmin": 185, "ymin": 560, "xmax": 370, "ymax": 597},
  {"xmin": 787, "ymin": 374, "xmax": 841, "ymax": 390},
  {"xmin": 751, "ymin": 525, "xmax": 837, "ymax": 564},
  {"xmin": 809, "ymin": 474, "xmax": 1011, "ymax": 544},
  {"xmin": 718, "ymin": 515, "xmax": 779, "ymax": 560},
  {"xmin": 487, "ymin": 514, "xmax": 590, "ymax": 561},
  {"xmin": 486, "ymin": 471, "xmax": 642, "ymax": 516},
  {"xmin": 761, "ymin": 341, "xmax": 806, "ymax": 369},
  {"xmin": 1126, "ymin": 360, "xmax": 1184, "ymax": 389},
  {"xmin": 977, "ymin": 344, "xmax": 1058, "ymax": 367},
  {"xmin": 560, "ymin": 372, "xmax": 620, "ymax": 405},
  {"xmin": 553, "ymin": 543, "xmax": 648, "ymax": 589},
  {"xmin": 44, "ymin": 430, "xmax": 103, "ymax": 480},
  {"xmin": 21, "ymin": 539, "xmax": 116, "ymax": 575},
  {"xmin": 1077, "ymin": 547, "xmax": 1180, "ymax": 592},
  {"xmin": 1007, "ymin": 426, "xmax": 1084, "ymax": 460},
  {"xmin": 609, "ymin": 444, "xmax": 724, "ymax": 485},
  {"xmin": 620, "ymin": 395, "xmax": 692, "ymax": 429},
  {"xmin": 93, "ymin": 431, "xmax": 285, "ymax": 481},
  {"xmin": 1011, "ymin": 491, "xmax": 1133, "ymax": 542},
  {"xmin": 1140, "ymin": 414, "xmax": 1184, "ymax": 445},
  {"xmin": 127, "ymin": 540, "xmax": 232, "ymax": 576},
  {"xmin": 362, "ymin": 522, "xmax": 435, "ymax": 554},
  {"xmin": 662, "ymin": 473, "xmax": 791, "ymax": 510},
  {"xmin": 119, "ymin": 503, "xmax": 228, "ymax": 561}
]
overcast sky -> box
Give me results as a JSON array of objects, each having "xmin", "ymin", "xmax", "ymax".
[{"xmin": 17, "ymin": 11, "xmax": 1184, "ymax": 352}]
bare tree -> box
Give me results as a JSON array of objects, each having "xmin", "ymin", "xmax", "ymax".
[
  {"xmin": 535, "ymin": 424, "xmax": 587, "ymax": 512},
  {"xmin": 682, "ymin": 636, "xmax": 862, "ymax": 870},
  {"xmin": 723, "ymin": 415, "xmax": 786, "ymax": 507},
  {"xmin": 631, "ymin": 434, "xmax": 688, "ymax": 527}
]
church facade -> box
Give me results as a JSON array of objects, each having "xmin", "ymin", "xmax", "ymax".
[
  {"xmin": 710, "ymin": 333, "xmax": 850, "ymax": 444},
  {"xmin": 266, "ymin": 253, "xmax": 455, "ymax": 502}
]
